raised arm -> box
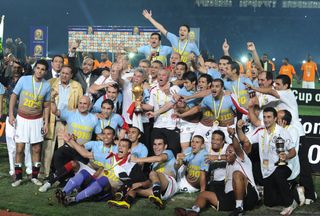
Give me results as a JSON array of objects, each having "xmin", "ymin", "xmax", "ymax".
[
  {"xmin": 245, "ymin": 83, "xmax": 280, "ymax": 99},
  {"xmin": 228, "ymin": 126, "xmax": 245, "ymax": 159},
  {"xmin": 142, "ymin": 10, "xmax": 168, "ymax": 36},
  {"xmin": 236, "ymin": 120, "xmax": 251, "ymax": 154},
  {"xmin": 247, "ymin": 42, "xmax": 264, "ymax": 73},
  {"xmin": 131, "ymin": 153, "xmax": 167, "ymax": 164},
  {"xmin": 222, "ymin": 39, "xmax": 230, "ymax": 56}
]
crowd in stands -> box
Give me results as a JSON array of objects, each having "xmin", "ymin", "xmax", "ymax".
[{"xmin": 0, "ymin": 9, "xmax": 318, "ymax": 216}]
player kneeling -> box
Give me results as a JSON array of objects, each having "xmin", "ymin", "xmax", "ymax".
[{"xmin": 175, "ymin": 127, "xmax": 259, "ymax": 216}]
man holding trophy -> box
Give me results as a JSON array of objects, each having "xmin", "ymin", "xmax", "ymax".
[{"xmin": 238, "ymin": 107, "xmax": 302, "ymax": 216}]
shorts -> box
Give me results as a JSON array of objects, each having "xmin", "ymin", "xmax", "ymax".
[
  {"xmin": 15, "ymin": 114, "xmax": 43, "ymax": 144},
  {"xmin": 179, "ymin": 120, "xmax": 197, "ymax": 143},
  {"xmin": 77, "ymin": 161, "xmax": 96, "ymax": 175},
  {"xmin": 161, "ymin": 173, "xmax": 178, "ymax": 200},
  {"xmin": 216, "ymin": 183, "xmax": 258, "ymax": 211},
  {"xmin": 302, "ymin": 81, "xmax": 315, "ymax": 89},
  {"xmin": 177, "ymin": 175, "xmax": 199, "ymax": 193},
  {"xmin": 193, "ymin": 123, "xmax": 212, "ymax": 148}
]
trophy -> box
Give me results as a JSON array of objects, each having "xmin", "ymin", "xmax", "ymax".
[
  {"xmin": 132, "ymin": 85, "xmax": 144, "ymax": 113},
  {"xmin": 274, "ymin": 136, "xmax": 288, "ymax": 166}
]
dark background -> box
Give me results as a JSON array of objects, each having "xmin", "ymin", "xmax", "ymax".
[{"xmin": 1, "ymin": 0, "xmax": 320, "ymax": 67}]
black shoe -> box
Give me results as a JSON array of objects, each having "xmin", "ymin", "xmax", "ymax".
[
  {"xmin": 229, "ymin": 207, "xmax": 244, "ymax": 216},
  {"xmin": 175, "ymin": 207, "xmax": 199, "ymax": 216},
  {"xmin": 55, "ymin": 188, "xmax": 66, "ymax": 204}
]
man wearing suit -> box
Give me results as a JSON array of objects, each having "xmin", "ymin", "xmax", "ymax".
[
  {"xmin": 41, "ymin": 65, "xmax": 83, "ymax": 177},
  {"xmin": 68, "ymin": 43, "xmax": 99, "ymax": 96},
  {"xmin": 44, "ymin": 55, "xmax": 64, "ymax": 80}
]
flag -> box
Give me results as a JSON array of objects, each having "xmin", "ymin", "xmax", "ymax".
[{"xmin": 0, "ymin": 15, "xmax": 4, "ymax": 54}]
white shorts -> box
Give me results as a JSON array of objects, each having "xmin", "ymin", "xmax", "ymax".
[
  {"xmin": 179, "ymin": 120, "xmax": 197, "ymax": 143},
  {"xmin": 161, "ymin": 174, "xmax": 178, "ymax": 200},
  {"xmin": 193, "ymin": 123, "xmax": 235, "ymax": 151},
  {"xmin": 15, "ymin": 115, "xmax": 44, "ymax": 144},
  {"xmin": 77, "ymin": 161, "xmax": 96, "ymax": 175},
  {"xmin": 177, "ymin": 176, "xmax": 199, "ymax": 193},
  {"xmin": 193, "ymin": 123, "xmax": 212, "ymax": 148},
  {"xmin": 302, "ymin": 81, "xmax": 315, "ymax": 89}
]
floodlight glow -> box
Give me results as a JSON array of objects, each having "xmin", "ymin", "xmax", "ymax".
[
  {"xmin": 272, "ymin": 58, "xmax": 276, "ymax": 61},
  {"xmin": 128, "ymin": 52, "xmax": 135, "ymax": 59},
  {"xmin": 302, "ymin": 60, "xmax": 306, "ymax": 64},
  {"xmin": 240, "ymin": 56, "xmax": 248, "ymax": 63}
]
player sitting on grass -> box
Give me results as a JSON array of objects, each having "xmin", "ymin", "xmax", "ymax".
[
  {"xmin": 175, "ymin": 135, "xmax": 208, "ymax": 193},
  {"xmin": 108, "ymin": 135, "xmax": 177, "ymax": 209}
]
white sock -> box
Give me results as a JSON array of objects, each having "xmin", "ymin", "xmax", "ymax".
[
  {"xmin": 191, "ymin": 205, "xmax": 200, "ymax": 213},
  {"xmin": 236, "ymin": 200, "xmax": 243, "ymax": 209}
]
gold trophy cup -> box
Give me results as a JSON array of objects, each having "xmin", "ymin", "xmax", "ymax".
[{"xmin": 132, "ymin": 85, "xmax": 144, "ymax": 113}]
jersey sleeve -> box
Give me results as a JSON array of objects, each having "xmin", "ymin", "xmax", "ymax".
[
  {"xmin": 166, "ymin": 32, "xmax": 178, "ymax": 46},
  {"xmin": 94, "ymin": 118, "xmax": 102, "ymax": 134},
  {"xmin": 84, "ymin": 141, "xmax": 95, "ymax": 151},
  {"xmin": 0, "ymin": 83, "xmax": 5, "ymax": 95},
  {"xmin": 13, "ymin": 76, "xmax": 25, "ymax": 95},
  {"xmin": 163, "ymin": 149, "xmax": 174, "ymax": 162},
  {"xmin": 137, "ymin": 45, "xmax": 149, "ymax": 55}
]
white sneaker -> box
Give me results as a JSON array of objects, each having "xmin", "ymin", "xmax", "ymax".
[
  {"xmin": 11, "ymin": 179, "xmax": 22, "ymax": 187},
  {"xmin": 280, "ymin": 200, "xmax": 298, "ymax": 216},
  {"xmin": 39, "ymin": 182, "xmax": 51, "ymax": 192},
  {"xmin": 296, "ymin": 186, "xmax": 305, "ymax": 206},
  {"xmin": 31, "ymin": 178, "xmax": 43, "ymax": 186},
  {"xmin": 305, "ymin": 199, "xmax": 314, "ymax": 205}
]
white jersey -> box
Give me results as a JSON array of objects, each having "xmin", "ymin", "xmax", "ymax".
[
  {"xmin": 225, "ymin": 153, "xmax": 257, "ymax": 194},
  {"xmin": 276, "ymin": 89, "xmax": 305, "ymax": 136},
  {"xmin": 285, "ymin": 125, "xmax": 300, "ymax": 180},
  {"xmin": 248, "ymin": 124, "xmax": 295, "ymax": 178},
  {"xmin": 208, "ymin": 143, "xmax": 229, "ymax": 182},
  {"xmin": 148, "ymin": 84, "xmax": 180, "ymax": 130}
]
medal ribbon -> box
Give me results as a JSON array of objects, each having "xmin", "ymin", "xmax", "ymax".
[
  {"xmin": 231, "ymin": 77, "xmax": 240, "ymax": 100},
  {"xmin": 32, "ymin": 76, "xmax": 43, "ymax": 101},
  {"xmin": 178, "ymin": 39, "xmax": 188, "ymax": 56},
  {"xmin": 213, "ymin": 96, "xmax": 224, "ymax": 124}
]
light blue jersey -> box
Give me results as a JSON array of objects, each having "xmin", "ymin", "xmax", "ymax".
[
  {"xmin": 224, "ymin": 76, "xmax": 252, "ymax": 108},
  {"xmin": 85, "ymin": 141, "xmax": 118, "ymax": 164},
  {"xmin": 200, "ymin": 94, "xmax": 236, "ymax": 124},
  {"xmin": 166, "ymin": 32, "xmax": 200, "ymax": 63},
  {"xmin": 131, "ymin": 142, "xmax": 148, "ymax": 158},
  {"xmin": 98, "ymin": 113, "xmax": 125, "ymax": 131},
  {"xmin": 183, "ymin": 147, "xmax": 209, "ymax": 172},
  {"xmin": 0, "ymin": 83, "xmax": 5, "ymax": 95},
  {"xmin": 13, "ymin": 75, "xmax": 51, "ymax": 116},
  {"xmin": 60, "ymin": 109, "xmax": 101, "ymax": 145},
  {"xmin": 92, "ymin": 93, "xmax": 122, "ymax": 113},
  {"xmin": 178, "ymin": 87, "xmax": 200, "ymax": 108},
  {"xmin": 207, "ymin": 69, "xmax": 221, "ymax": 79},
  {"xmin": 138, "ymin": 45, "xmax": 172, "ymax": 65},
  {"xmin": 152, "ymin": 149, "xmax": 176, "ymax": 177}
]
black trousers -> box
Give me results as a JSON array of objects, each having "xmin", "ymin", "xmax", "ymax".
[
  {"xmin": 53, "ymin": 143, "xmax": 88, "ymax": 171},
  {"xmin": 151, "ymin": 127, "xmax": 180, "ymax": 156},
  {"xmin": 248, "ymin": 143, "xmax": 263, "ymax": 186},
  {"xmin": 263, "ymin": 166, "xmax": 298, "ymax": 207},
  {"xmin": 299, "ymin": 136, "xmax": 316, "ymax": 200}
]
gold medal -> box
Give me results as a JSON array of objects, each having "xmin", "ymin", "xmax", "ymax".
[
  {"xmin": 32, "ymin": 76, "xmax": 43, "ymax": 102},
  {"xmin": 213, "ymin": 120, "xmax": 219, "ymax": 127},
  {"xmin": 103, "ymin": 170, "xmax": 109, "ymax": 176},
  {"xmin": 263, "ymin": 159, "xmax": 269, "ymax": 169},
  {"xmin": 212, "ymin": 96, "xmax": 224, "ymax": 127}
]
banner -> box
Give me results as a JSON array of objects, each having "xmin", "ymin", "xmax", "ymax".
[
  {"xmin": 30, "ymin": 26, "xmax": 48, "ymax": 58},
  {"xmin": 68, "ymin": 26, "xmax": 159, "ymax": 53},
  {"xmin": 300, "ymin": 115, "xmax": 320, "ymax": 138},
  {"xmin": 0, "ymin": 15, "xmax": 4, "ymax": 53},
  {"xmin": 0, "ymin": 114, "xmax": 6, "ymax": 143},
  {"xmin": 304, "ymin": 137, "xmax": 320, "ymax": 173},
  {"xmin": 292, "ymin": 88, "xmax": 320, "ymax": 106}
]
